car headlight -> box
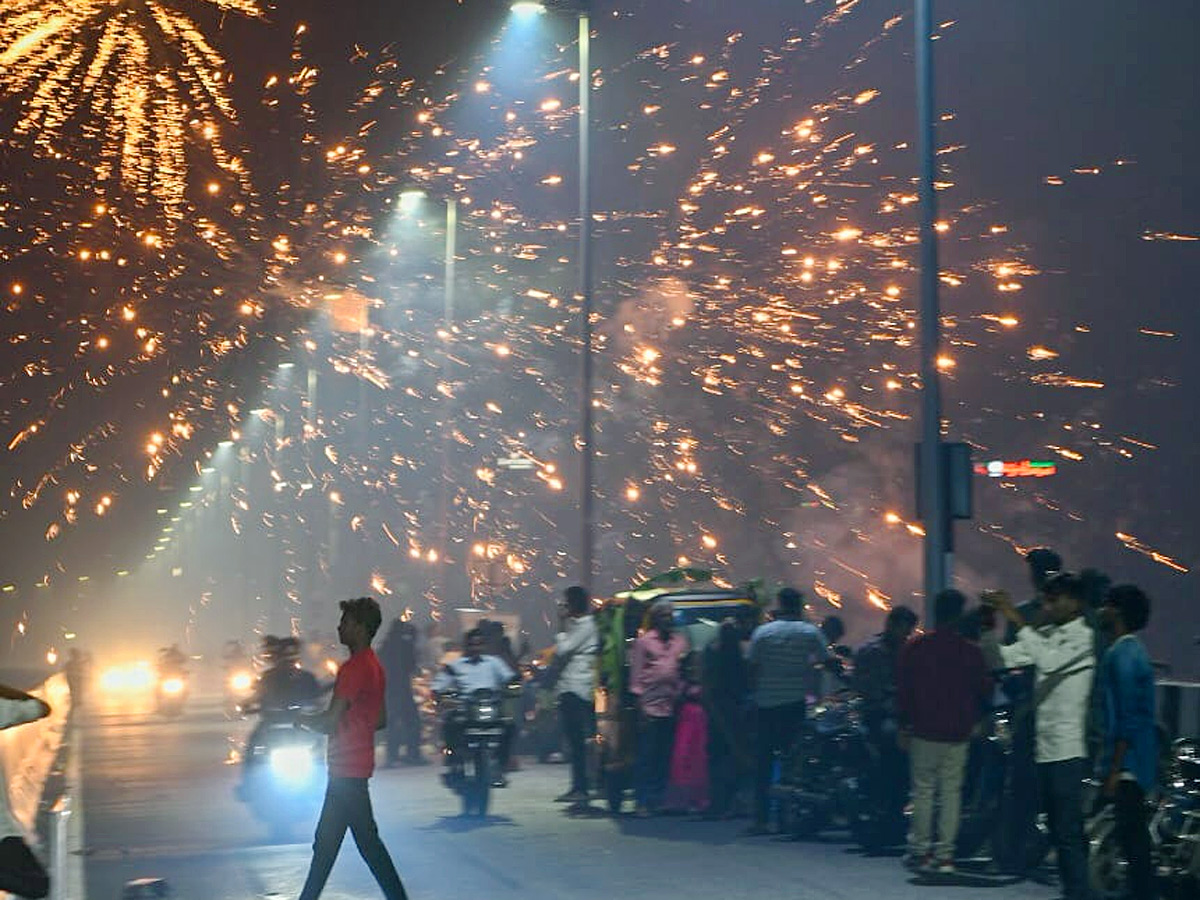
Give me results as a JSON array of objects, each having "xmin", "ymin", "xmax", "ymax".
[
  {"xmin": 269, "ymin": 745, "xmax": 315, "ymax": 783},
  {"xmin": 161, "ymin": 677, "xmax": 185, "ymax": 696}
]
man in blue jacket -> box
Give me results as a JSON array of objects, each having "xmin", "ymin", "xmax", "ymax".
[{"xmin": 1097, "ymin": 584, "xmax": 1158, "ymax": 900}]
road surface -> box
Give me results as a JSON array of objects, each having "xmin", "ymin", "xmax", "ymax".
[{"xmin": 80, "ymin": 689, "xmax": 1061, "ymax": 900}]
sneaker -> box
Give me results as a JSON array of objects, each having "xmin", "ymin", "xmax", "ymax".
[
  {"xmin": 742, "ymin": 823, "xmax": 773, "ymax": 837},
  {"xmin": 491, "ymin": 774, "xmax": 509, "ymax": 788},
  {"xmin": 932, "ymin": 858, "xmax": 956, "ymax": 875},
  {"xmin": 555, "ymin": 790, "xmax": 589, "ymax": 803},
  {"xmin": 634, "ymin": 805, "xmax": 653, "ymax": 818},
  {"xmin": 902, "ymin": 851, "xmax": 931, "ymax": 872}
]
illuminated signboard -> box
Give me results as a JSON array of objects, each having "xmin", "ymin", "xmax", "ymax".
[{"xmin": 973, "ymin": 459, "xmax": 1058, "ymax": 478}]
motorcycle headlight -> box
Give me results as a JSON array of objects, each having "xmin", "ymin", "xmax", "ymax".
[
  {"xmin": 161, "ymin": 677, "xmax": 185, "ymax": 696},
  {"xmin": 230, "ymin": 671, "xmax": 253, "ymax": 693},
  {"xmin": 269, "ymin": 746, "xmax": 314, "ymax": 783}
]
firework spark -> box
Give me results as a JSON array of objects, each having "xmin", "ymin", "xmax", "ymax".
[{"xmin": 0, "ymin": 0, "xmax": 262, "ymax": 220}]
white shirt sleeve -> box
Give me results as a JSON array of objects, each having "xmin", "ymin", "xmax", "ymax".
[
  {"xmin": 431, "ymin": 664, "xmax": 457, "ymax": 694},
  {"xmin": 492, "ymin": 657, "xmax": 516, "ymax": 684},
  {"xmin": 0, "ymin": 698, "xmax": 45, "ymax": 729}
]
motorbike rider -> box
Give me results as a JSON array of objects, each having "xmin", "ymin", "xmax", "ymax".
[
  {"xmin": 157, "ymin": 643, "xmax": 188, "ymax": 675},
  {"xmin": 431, "ymin": 628, "xmax": 517, "ymax": 787},
  {"xmin": 237, "ymin": 635, "xmax": 322, "ymax": 798}
]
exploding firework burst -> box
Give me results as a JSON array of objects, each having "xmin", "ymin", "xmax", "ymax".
[{"xmin": 0, "ymin": 0, "xmax": 263, "ymax": 220}]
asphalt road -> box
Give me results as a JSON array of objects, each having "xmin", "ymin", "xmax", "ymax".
[{"xmin": 80, "ymin": 689, "xmax": 1062, "ymax": 900}]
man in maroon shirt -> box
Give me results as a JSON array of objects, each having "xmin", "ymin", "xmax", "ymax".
[
  {"xmin": 296, "ymin": 597, "xmax": 408, "ymax": 900},
  {"xmin": 897, "ymin": 589, "xmax": 991, "ymax": 875}
]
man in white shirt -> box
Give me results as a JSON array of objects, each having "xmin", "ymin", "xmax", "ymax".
[
  {"xmin": 552, "ymin": 586, "xmax": 599, "ymax": 805},
  {"xmin": 989, "ymin": 573, "xmax": 1095, "ymax": 900},
  {"xmin": 431, "ymin": 629, "xmax": 516, "ymax": 695},
  {"xmin": 1, "ymin": 682, "xmax": 52, "ymax": 900},
  {"xmin": 432, "ymin": 628, "xmax": 517, "ymax": 788}
]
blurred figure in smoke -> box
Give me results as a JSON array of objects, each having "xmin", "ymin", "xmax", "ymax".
[
  {"xmin": 63, "ymin": 647, "xmax": 89, "ymax": 712},
  {"xmin": 378, "ymin": 618, "xmax": 426, "ymax": 767},
  {"xmin": 853, "ymin": 605, "xmax": 918, "ymax": 852}
]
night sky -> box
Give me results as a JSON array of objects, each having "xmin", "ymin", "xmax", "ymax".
[{"xmin": 0, "ymin": 1, "xmax": 1196, "ymax": 671}]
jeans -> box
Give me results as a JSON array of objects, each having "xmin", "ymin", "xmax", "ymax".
[
  {"xmin": 558, "ymin": 692, "xmax": 594, "ymax": 794},
  {"xmin": 907, "ymin": 737, "xmax": 968, "ymax": 861},
  {"xmin": 635, "ymin": 713, "xmax": 676, "ymax": 809},
  {"xmin": 865, "ymin": 722, "xmax": 909, "ymax": 850},
  {"xmin": 1038, "ymin": 758, "xmax": 1091, "ymax": 900},
  {"xmin": 298, "ymin": 777, "xmax": 408, "ymax": 900},
  {"xmin": 1114, "ymin": 780, "xmax": 1155, "ymax": 900},
  {"xmin": 753, "ymin": 701, "xmax": 806, "ymax": 827}
]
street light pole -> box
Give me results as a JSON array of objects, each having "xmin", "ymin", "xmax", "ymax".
[
  {"xmin": 915, "ymin": 0, "xmax": 949, "ymax": 626},
  {"xmin": 444, "ymin": 197, "xmax": 457, "ymax": 323},
  {"xmin": 577, "ymin": 6, "xmax": 595, "ymax": 591},
  {"xmin": 439, "ymin": 196, "xmax": 457, "ymax": 605}
]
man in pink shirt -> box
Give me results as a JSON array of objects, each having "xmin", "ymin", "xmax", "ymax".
[
  {"xmin": 629, "ymin": 599, "xmax": 689, "ymax": 816},
  {"xmin": 296, "ymin": 597, "xmax": 408, "ymax": 900}
]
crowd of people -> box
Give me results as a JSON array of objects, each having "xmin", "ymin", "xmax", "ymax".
[
  {"xmin": 411, "ymin": 547, "xmax": 1155, "ymax": 900},
  {"xmin": 6, "ymin": 547, "xmax": 1159, "ymax": 900}
]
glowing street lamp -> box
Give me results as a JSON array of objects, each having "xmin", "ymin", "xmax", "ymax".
[{"xmin": 511, "ymin": 1, "xmax": 547, "ymax": 17}]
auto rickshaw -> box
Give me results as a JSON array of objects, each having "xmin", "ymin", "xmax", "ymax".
[{"xmin": 593, "ymin": 569, "xmax": 762, "ymax": 814}]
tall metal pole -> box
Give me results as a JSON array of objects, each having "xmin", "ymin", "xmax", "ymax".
[
  {"xmin": 444, "ymin": 197, "xmax": 457, "ymax": 323},
  {"xmin": 578, "ymin": 8, "xmax": 595, "ymax": 590},
  {"xmin": 439, "ymin": 197, "xmax": 457, "ymax": 605},
  {"xmin": 916, "ymin": 0, "xmax": 948, "ymax": 626}
]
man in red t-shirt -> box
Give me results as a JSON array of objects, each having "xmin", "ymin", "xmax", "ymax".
[{"xmin": 296, "ymin": 597, "xmax": 408, "ymax": 900}]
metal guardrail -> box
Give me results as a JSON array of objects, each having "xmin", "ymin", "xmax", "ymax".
[{"xmin": 49, "ymin": 794, "xmax": 72, "ymax": 900}]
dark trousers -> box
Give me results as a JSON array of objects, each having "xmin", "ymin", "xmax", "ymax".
[
  {"xmin": 558, "ymin": 692, "xmax": 594, "ymax": 793},
  {"xmin": 385, "ymin": 678, "xmax": 421, "ymax": 762},
  {"xmin": 635, "ymin": 713, "xmax": 676, "ymax": 809},
  {"xmin": 298, "ymin": 777, "xmax": 408, "ymax": 900},
  {"xmin": 1038, "ymin": 758, "xmax": 1090, "ymax": 900},
  {"xmin": 866, "ymin": 724, "xmax": 909, "ymax": 849},
  {"xmin": 1114, "ymin": 780, "xmax": 1155, "ymax": 900},
  {"xmin": 706, "ymin": 704, "xmax": 743, "ymax": 815},
  {"xmin": 0, "ymin": 836, "xmax": 49, "ymax": 900},
  {"xmin": 754, "ymin": 701, "xmax": 806, "ymax": 827}
]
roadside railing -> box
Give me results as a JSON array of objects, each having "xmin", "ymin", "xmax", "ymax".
[{"xmin": 0, "ymin": 672, "xmax": 74, "ymax": 900}]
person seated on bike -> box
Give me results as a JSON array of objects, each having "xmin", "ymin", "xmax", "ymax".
[
  {"xmin": 432, "ymin": 628, "xmax": 517, "ymax": 784},
  {"xmin": 157, "ymin": 643, "xmax": 188, "ymax": 676},
  {"xmin": 237, "ymin": 636, "xmax": 322, "ymax": 798}
]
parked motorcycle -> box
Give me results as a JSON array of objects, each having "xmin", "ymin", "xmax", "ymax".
[
  {"xmin": 772, "ymin": 693, "xmax": 875, "ymax": 842},
  {"xmin": 238, "ymin": 710, "xmax": 324, "ymax": 840},
  {"xmin": 1088, "ymin": 737, "xmax": 1200, "ymax": 899},
  {"xmin": 439, "ymin": 688, "xmax": 511, "ymax": 817}
]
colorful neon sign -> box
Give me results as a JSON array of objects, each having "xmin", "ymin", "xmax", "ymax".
[{"xmin": 973, "ymin": 459, "xmax": 1058, "ymax": 478}]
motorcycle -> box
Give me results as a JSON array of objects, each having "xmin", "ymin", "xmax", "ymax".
[
  {"xmin": 238, "ymin": 706, "xmax": 325, "ymax": 840},
  {"xmin": 225, "ymin": 667, "xmax": 255, "ymax": 717},
  {"xmin": 1088, "ymin": 737, "xmax": 1200, "ymax": 900},
  {"xmin": 772, "ymin": 693, "xmax": 876, "ymax": 843},
  {"xmin": 438, "ymin": 688, "xmax": 512, "ymax": 817},
  {"xmin": 155, "ymin": 668, "xmax": 190, "ymax": 718}
]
